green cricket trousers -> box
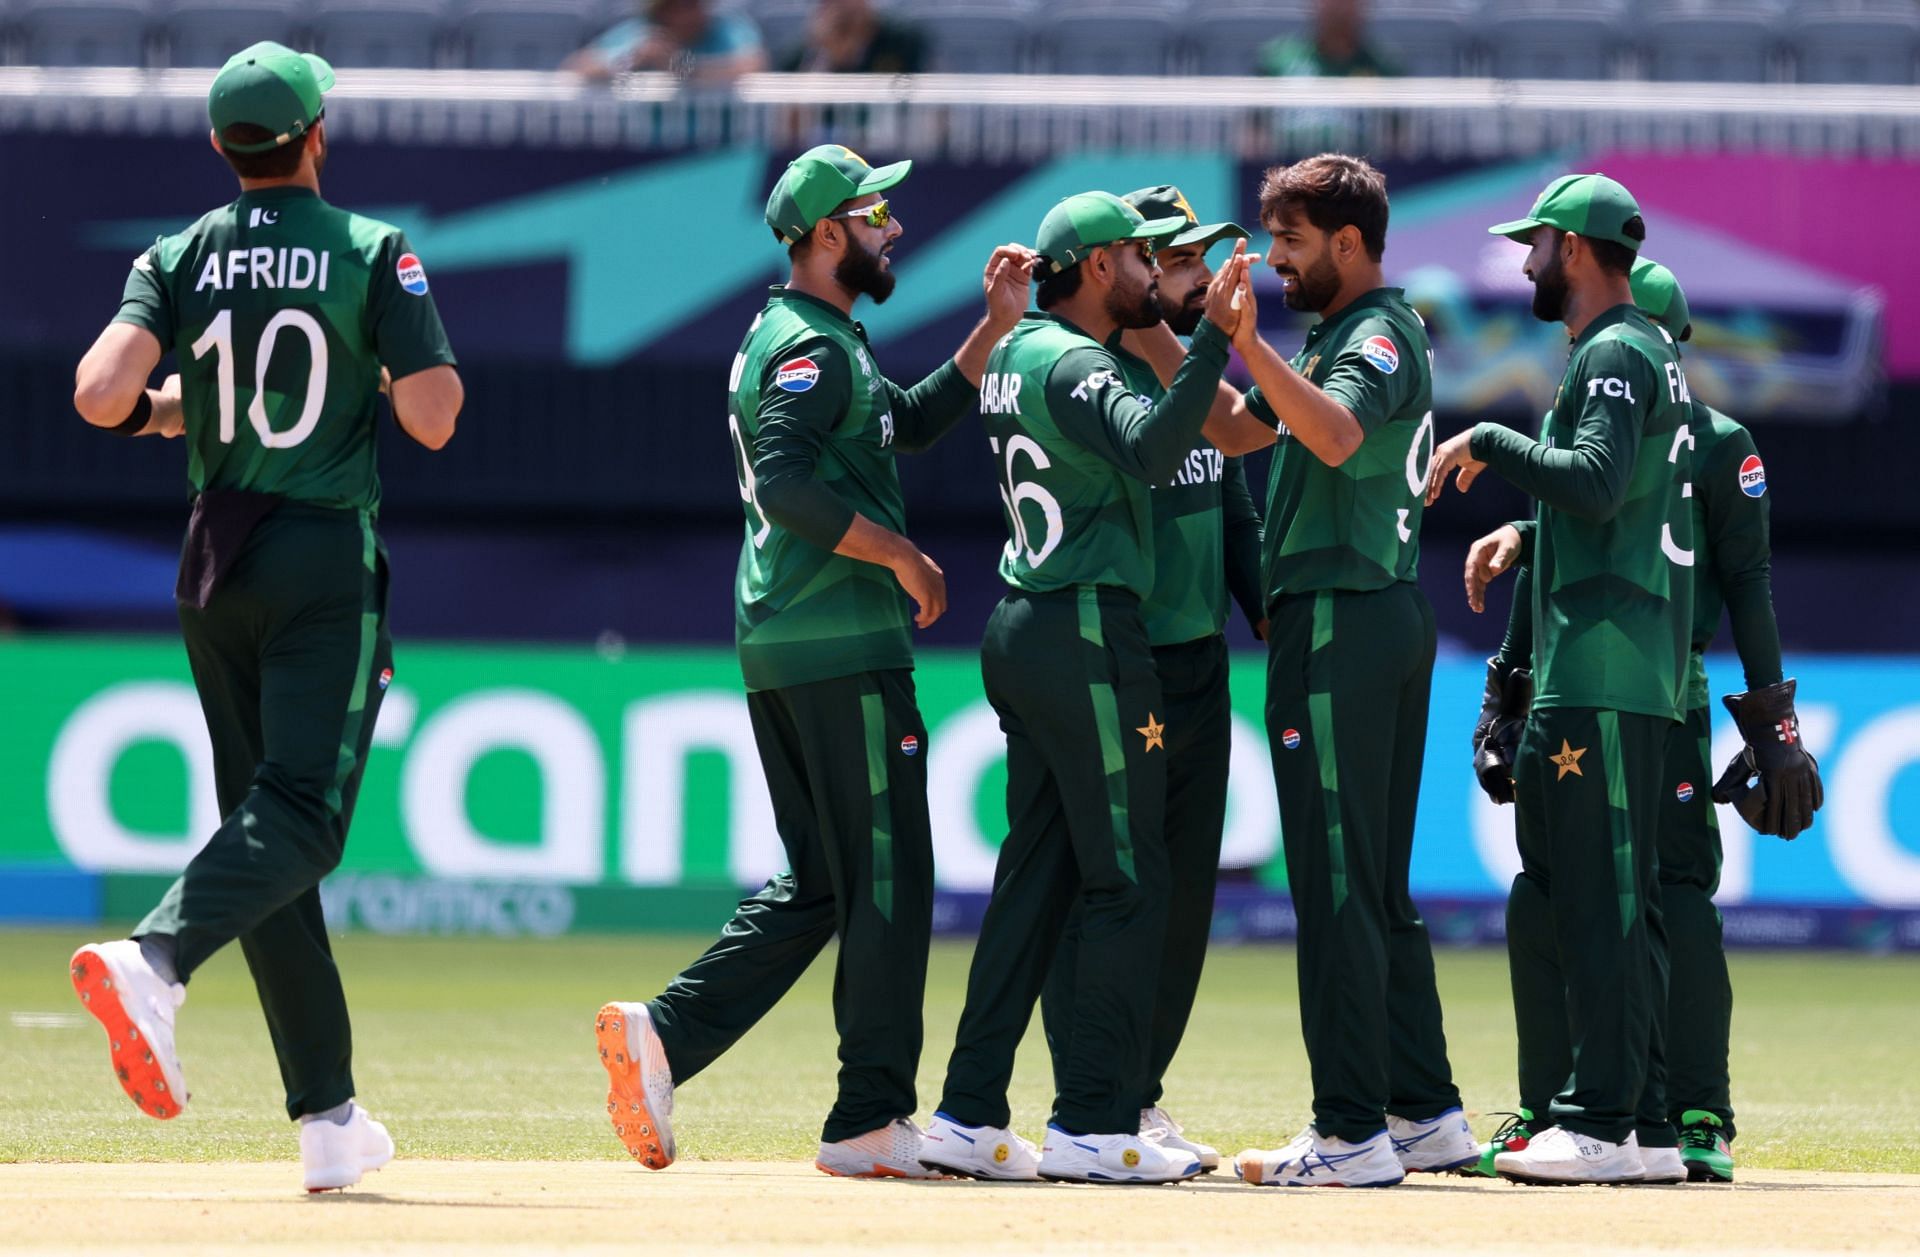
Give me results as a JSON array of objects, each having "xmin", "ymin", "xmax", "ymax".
[
  {"xmin": 1041, "ymin": 631, "xmax": 1229, "ymax": 1112},
  {"xmin": 1505, "ymin": 706, "xmax": 1673, "ymax": 1146},
  {"xmin": 137, "ymin": 503, "xmax": 392, "ymax": 1120},
  {"xmin": 1659, "ymin": 704, "xmax": 1733, "ymax": 1135},
  {"xmin": 1266, "ymin": 582, "xmax": 1461, "ymax": 1143},
  {"xmin": 646, "ymin": 668, "xmax": 934, "ymax": 1144},
  {"xmin": 938, "ymin": 586, "xmax": 1170, "ymax": 1136}
]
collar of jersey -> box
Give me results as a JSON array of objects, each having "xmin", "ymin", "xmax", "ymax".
[
  {"xmin": 1302, "ymin": 285, "xmax": 1405, "ymax": 339},
  {"xmin": 1568, "ymin": 302, "xmax": 1637, "ymax": 353},
  {"xmin": 1035, "ymin": 310, "xmax": 1100, "ymax": 343},
  {"xmin": 236, "ymin": 185, "xmax": 320, "ymax": 203},
  {"xmin": 768, "ymin": 285, "xmax": 869, "ymax": 338}
]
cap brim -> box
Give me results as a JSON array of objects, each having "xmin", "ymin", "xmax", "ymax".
[
  {"xmin": 1168, "ymin": 220, "xmax": 1250, "ymax": 250},
  {"xmin": 1129, "ymin": 214, "xmax": 1190, "ymax": 241},
  {"xmin": 302, "ymin": 52, "xmax": 336, "ymax": 93},
  {"xmin": 857, "ymin": 159, "xmax": 912, "ymax": 196},
  {"xmin": 1487, "ymin": 216, "xmax": 1545, "ymax": 243}
]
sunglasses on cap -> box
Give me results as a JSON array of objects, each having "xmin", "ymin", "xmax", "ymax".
[{"xmin": 829, "ymin": 199, "xmax": 892, "ymax": 229}]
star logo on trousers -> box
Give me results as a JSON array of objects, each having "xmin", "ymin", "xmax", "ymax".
[
  {"xmin": 1551, "ymin": 739, "xmax": 1587, "ymax": 780},
  {"xmin": 1136, "ymin": 713, "xmax": 1165, "ymax": 752}
]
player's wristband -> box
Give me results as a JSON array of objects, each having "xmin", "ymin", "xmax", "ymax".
[{"xmin": 106, "ymin": 391, "xmax": 152, "ymax": 436}]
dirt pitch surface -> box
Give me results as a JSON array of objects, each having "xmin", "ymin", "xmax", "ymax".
[{"xmin": 4, "ymin": 1161, "xmax": 1918, "ymax": 1256}]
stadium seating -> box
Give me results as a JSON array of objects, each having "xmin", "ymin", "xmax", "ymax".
[
  {"xmin": 1, "ymin": 0, "xmax": 1916, "ymax": 83},
  {"xmin": 310, "ymin": 0, "xmax": 449, "ymax": 70}
]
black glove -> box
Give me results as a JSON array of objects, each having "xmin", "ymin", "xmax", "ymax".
[
  {"xmin": 1710, "ymin": 679, "xmax": 1824, "ymax": 840},
  {"xmin": 1471, "ymin": 657, "xmax": 1532, "ymax": 805}
]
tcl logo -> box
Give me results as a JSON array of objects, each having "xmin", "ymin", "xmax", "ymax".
[{"xmin": 1586, "ymin": 376, "xmax": 1636, "ymax": 401}]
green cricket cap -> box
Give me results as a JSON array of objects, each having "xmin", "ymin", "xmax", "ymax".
[
  {"xmin": 1122, "ymin": 185, "xmax": 1249, "ymax": 253},
  {"xmin": 1630, "ymin": 256, "xmax": 1692, "ymax": 342},
  {"xmin": 1488, "ymin": 173, "xmax": 1646, "ymax": 251},
  {"xmin": 764, "ymin": 145, "xmax": 912, "ymax": 246},
  {"xmin": 1035, "ymin": 191, "xmax": 1187, "ymax": 274},
  {"xmin": 208, "ymin": 41, "xmax": 334, "ymax": 154}
]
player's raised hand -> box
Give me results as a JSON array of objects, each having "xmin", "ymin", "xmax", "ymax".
[
  {"xmin": 892, "ymin": 545, "xmax": 948, "ymax": 629},
  {"xmin": 1203, "ymin": 244, "xmax": 1251, "ymax": 338},
  {"xmin": 983, "ymin": 244, "xmax": 1038, "ymax": 330},
  {"xmin": 1425, "ymin": 428, "xmax": 1486, "ymax": 506},
  {"xmin": 1464, "ymin": 522, "xmax": 1523, "ymax": 613}
]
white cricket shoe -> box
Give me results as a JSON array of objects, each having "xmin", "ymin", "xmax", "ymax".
[
  {"xmin": 1140, "ymin": 1105, "xmax": 1220, "ymax": 1173},
  {"xmin": 816, "ymin": 1118, "xmax": 948, "ymax": 1179},
  {"xmin": 1234, "ymin": 1126, "xmax": 1406, "ymax": 1188},
  {"xmin": 69, "ymin": 940, "xmax": 188, "ymax": 1120},
  {"xmin": 917, "ymin": 1112, "xmax": 1040, "ymax": 1180},
  {"xmin": 1039, "ymin": 1125, "xmax": 1203, "ymax": 1184},
  {"xmin": 1494, "ymin": 1125, "xmax": 1645, "ymax": 1185},
  {"xmin": 1386, "ymin": 1107, "xmax": 1480, "ymax": 1173},
  {"xmin": 1635, "ymin": 1137, "xmax": 1687, "ymax": 1185},
  {"xmin": 300, "ymin": 1103, "xmax": 395, "ymax": 1192},
  {"xmin": 596, "ymin": 1001, "xmax": 676, "ymax": 1169}
]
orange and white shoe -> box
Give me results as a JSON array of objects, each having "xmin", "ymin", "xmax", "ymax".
[
  {"xmin": 816, "ymin": 1118, "xmax": 948, "ymax": 1179},
  {"xmin": 596, "ymin": 1001, "xmax": 675, "ymax": 1169},
  {"xmin": 69, "ymin": 940, "xmax": 187, "ymax": 1120}
]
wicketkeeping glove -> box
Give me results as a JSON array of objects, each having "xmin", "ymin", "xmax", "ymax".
[
  {"xmin": 1471, "ymin": 657, "xmax": 1532, "ymax": 806},
  {"xmin": 1710, "ymin": 678, "xmax": 1824, "ymax": 840}
]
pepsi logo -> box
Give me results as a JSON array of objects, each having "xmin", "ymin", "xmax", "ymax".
[
  {"xmin": 1738, "ymin": 454, "xmax": 1767, "ymax": 498},
  {"xmin": 1359, "ymin": 335, "xmax": 1399, "ymax": 374},
  {"xmin": 378, "ymin": 667, "xmax": 394, "ymax": 691},
  {"xmin": 1676, "ymin": 782, "xmax": 1694, "ymax": 803},
  {"xmin": 1281, "ymin": 728, "xmax": 1301, "ymax": 750},
  {"xmin": 775, "ymin": 357, "xmax": 821, "ymax": 393},
  {"xmin": 396, "ymin": 252, "xmax": 429, "ymax": 295},
  {"xmin": 899, "ymin": 734, "xmax": 919, "ymax": 757}
]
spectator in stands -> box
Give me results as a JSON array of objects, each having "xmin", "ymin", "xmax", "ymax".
[
  {"xmin": 778, "ymin": 0, "xmax": 925, "ymax": 74},
  {"xmin": 565, "ymin": 0, "xmax": 767, "ymax": 82},
  {"xmin": 1258, "ymin": 0, "xmax": 1399, "ymax": 78}
]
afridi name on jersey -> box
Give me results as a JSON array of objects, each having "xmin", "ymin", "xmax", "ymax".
[
  {"xmin": 1244, "ymin": 288, "xmax": 1435, "ymax": 603},
  {"xmin": 114, "ymin": 186, "xmax": 455, "ymax": 513},
  {"xmin": 729, "ymin": 288, "xmax": 915, "ymax": 693},
  {"xmin": 978, "ymin": 313, "xmax": 1231, "ymax": 602},
  {"xmin": 1472, "ymin": 305, "xmax": 1695, "ymax": 722}
]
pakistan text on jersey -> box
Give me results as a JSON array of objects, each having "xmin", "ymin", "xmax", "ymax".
[
  {"xmin": 194, "ymin": 248, "xmax": 332, "ymax": 293},
  {"xmin": 1162, "ymin": 446, "xmax": 1224, "ymax": 489}
]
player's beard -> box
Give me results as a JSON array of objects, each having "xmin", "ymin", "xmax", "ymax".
[
  {"xmin": 1106, "ymin": 269, "xmax": 1164, "ymax": 330},
  {"xmin": 834, "ymin": 234, "xmax": 896, "ymax": 304},
  {"xmin": 1278, "ymin": 248, "xmax": 1340, "ymax": 313},
  {"xmin": 1166, "ymin": 284, "xmax": 1206, "ymax": 336},
  {"xmin": 1530, "ymin": 246, "xmax": 1569, "ymax": 323}
]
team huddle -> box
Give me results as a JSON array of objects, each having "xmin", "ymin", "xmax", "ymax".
[{"xmin": 61, "ymin": 46, "xmax": 1824, "ymax": 1194}]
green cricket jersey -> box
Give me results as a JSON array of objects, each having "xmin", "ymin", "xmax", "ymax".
[
  {"xmin": 1244, "ymin": 287, "xmax": 1434, "ymax": 603},
  {"xmin": 1684, "ymin": 401, "xmax": 1782, "ymax": 709},
  {"xmin": 1472, "ymin": 305, "xmax": 1695, "ymax": 721},
  {"xmin": 977, "ymin": 313, "xmax": 1232, "ymax": 599},
  {"xmin": 729, "ymin": 287, "xmax": 976, "ymax": 692},
  {"xmin": 1103, "ymin": 340, "xmax": 1263, "ymax": 646},
  {"xmin": 113, "ymin": 186, "xmax": 455, "ymax": 513}
]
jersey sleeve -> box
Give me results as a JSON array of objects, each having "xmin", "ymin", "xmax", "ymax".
[
  {"xmin": 1316, "ymin": 316, "xmax": 1419, "ymax": 436},
  {"xmin": 1046, "ymin": 321, "xmax": 1231, "ymax": 484},
  {"xmin": 368, "ymin": 231, "xmax": 457, "ymax": 381},
  {"xmin": 112, "ymin": 242, "xmax": 173, "ymax": 347},
  {"xmin": 883, "ymin": 357, "xmax": 978, "ymax": 453},
  {"xmin": 1470, "ymin": 338, "xmax": 1660, "ymax": 523},
  {"xmin": 751, "ymin": 336, "xmax": 858, "ymax": 551},
  {"xmin": 1242, "ymin": 385, "xmax": 1288, "ymax": 440},
  {"xmin": 1700, "ymin": 422, "xmax": 1784, "ymax": 690},
  {"xmin": 1222, "ymin": 453, "xmax": 1266, "ymax": 628},
  {"xmin": 1495, "ymin": 561, "xmax": 1535, "ymax": 670}
]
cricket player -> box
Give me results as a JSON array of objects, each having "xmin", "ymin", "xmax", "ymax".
[
  {"xmin": 1037, "ymin": 185, "xmax": 1264, "ymax": 1175},
  {"xmin": 1161, "ymin": 153, "xmax": 1472, "ymax": 1188},
  {"xmin": 1425, "ymin": 173, "xmax": 1694, "ymax": 1186},
  {"xmin": 919, "ymin": 191, "xmax": 1250, "ymax": 1184},
  {"xmin": 1463, "ymin": 258, "xmax": 1823, "ymax": 1185},
  {"xmin": 595, "ymin": 146, "xmax": 1034, "ymax": 1180},
  {"xmin": 67, "ymin": 43, "xmax": 463, "ymax": 1192}
]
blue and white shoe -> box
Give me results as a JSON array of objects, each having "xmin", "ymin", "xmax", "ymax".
[
  {"xmin": 1235, "ymin": 1126, "xmax": 1406, "ymax": 1188},
  {"xmin": 1038, "ymin": 1124, "xmax": 1203, "ymax": 1184},
  {"xmin": 1386, "ymin": 1107, "xmax": 1480, "ymax": 1173},
  {"xmin": 917, "ymin": 1112, "xmax": 1040, "ymax": 1180}
]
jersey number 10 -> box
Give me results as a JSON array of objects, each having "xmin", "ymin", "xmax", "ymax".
[{"xmin": 190, "ymin": 308, "xmax": 330, "ymax": 449}]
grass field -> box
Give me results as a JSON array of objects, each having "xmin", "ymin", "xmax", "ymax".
[{"xmin": 4, "ymin": 928, "xmax": 1917, "ymax": 1172}]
